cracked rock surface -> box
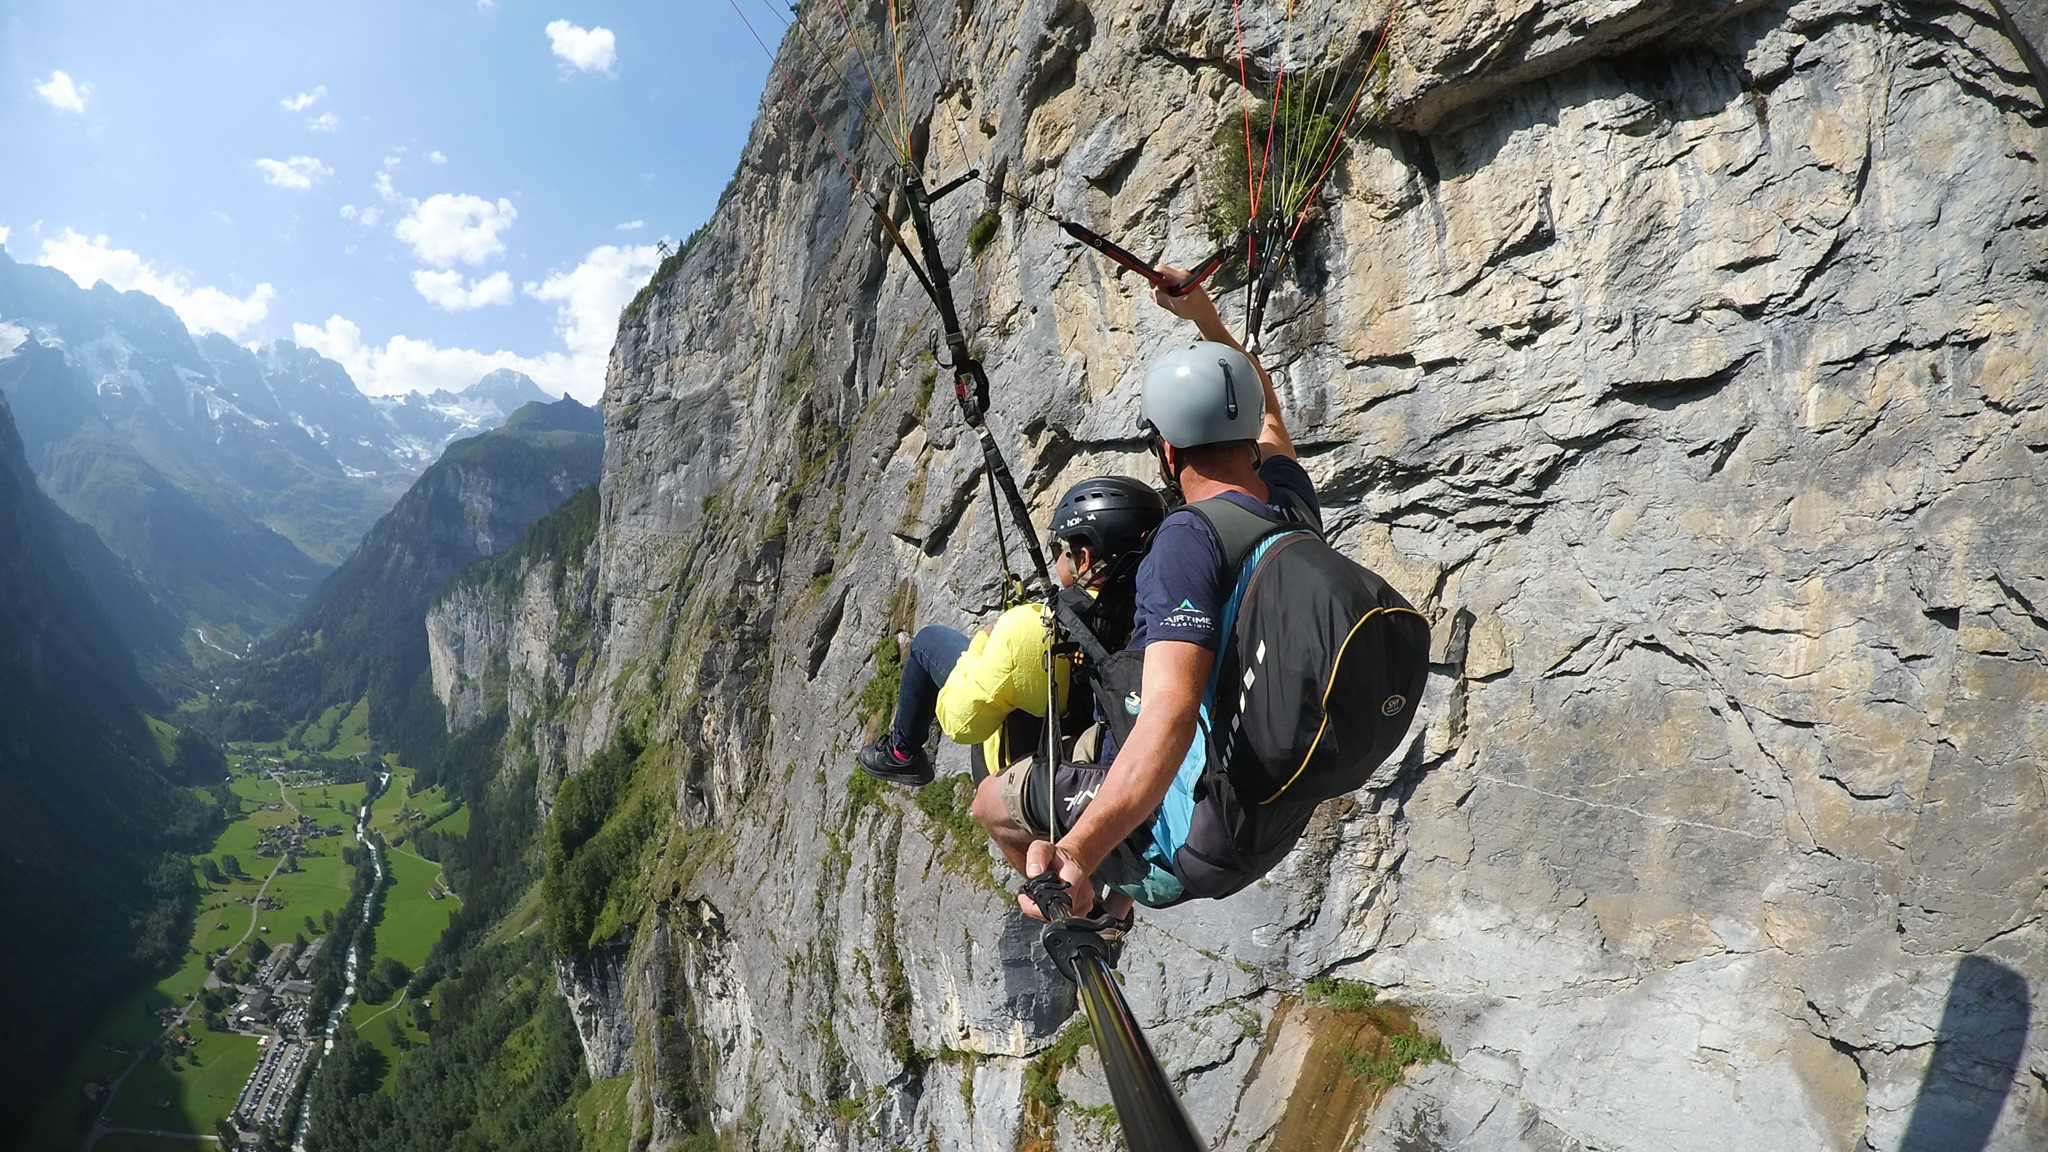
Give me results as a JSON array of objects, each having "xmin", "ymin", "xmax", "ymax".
[{"xmin": 450, "ymin": 1, "xmax": 2047, "ymax": 1148}]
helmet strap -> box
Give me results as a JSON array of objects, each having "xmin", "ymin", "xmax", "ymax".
[{"xmin": 1153, "ymin": 441, "xmax": 1186, "ymax": 508}]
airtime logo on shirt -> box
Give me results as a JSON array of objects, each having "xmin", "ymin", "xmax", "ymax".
[{"xmin": 1161, "ymin": 597, "xmax": 1214, "ymax": 632}]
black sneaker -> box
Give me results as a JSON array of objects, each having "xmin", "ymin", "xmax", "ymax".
[
  {"xmin": 856, "ymin": 739, "xmax": 933, "ymax": 786},
  {"xmin": 1094, "ymin": 904, "xmax": 1135, "ymax": 968}
]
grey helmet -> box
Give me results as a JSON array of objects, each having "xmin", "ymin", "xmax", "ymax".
[{"xmin": 1140, "ymin": 341, "xmax": 1264, "ymax": 448}]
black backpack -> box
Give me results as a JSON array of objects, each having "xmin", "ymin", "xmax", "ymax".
[
  {"xmin": 1061, "ymin": 491, "xmax": 1430, "ymax": 901},
  {"xmin": 1171, "ymin": 495, "xmax": 1430, "ymax": 898}
]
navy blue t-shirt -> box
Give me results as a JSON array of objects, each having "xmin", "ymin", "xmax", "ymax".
[{"xmin": 1129, "ymin": 455, "xmax": 1321, "ymax": 652}]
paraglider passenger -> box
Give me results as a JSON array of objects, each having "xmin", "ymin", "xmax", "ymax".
[{"xmin": 856, "ymin": 478, "xmax": 1165, "ymax": 786}]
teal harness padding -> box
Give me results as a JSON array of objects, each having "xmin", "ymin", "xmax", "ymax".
[{"xmin": 1113, "ymin": 531, "xmax": 1304, "ymax": 908}]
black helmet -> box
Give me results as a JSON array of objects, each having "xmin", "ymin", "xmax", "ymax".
[{"xmin": 1049, "ymin": 476, "xmax": 1166, "ymax": 564}]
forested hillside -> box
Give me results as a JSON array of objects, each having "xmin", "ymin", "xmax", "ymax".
[
  {"xmin": 0, "ymin": 391, "xmax": 216, "ymax": 1136},
  {"xmin": 222, "ymin": 398, "xmax": 604, "ymax": 757}
]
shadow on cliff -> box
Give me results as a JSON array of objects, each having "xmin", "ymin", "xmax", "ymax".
[{"xmin": 1898, "ymin": 954, "xmax": 2031, "ymax": 1152}]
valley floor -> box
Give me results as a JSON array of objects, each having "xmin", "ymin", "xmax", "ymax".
[{"xmin": 21, "ymin": 745, "xmax": 466, "ymax": 1151}]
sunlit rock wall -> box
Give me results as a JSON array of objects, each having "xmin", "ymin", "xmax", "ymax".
[{"xmin": 535, "ymin": 0, "xmax": 2047, "ymax": 1147}]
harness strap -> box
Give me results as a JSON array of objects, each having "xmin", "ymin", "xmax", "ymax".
[
  {"xmin": 1055, "ymin": 588, "xmax": 1131, "ymax": 732},
  {"xmin": 1185, "ymin": 490, "xmax": 1322, "ymax": 748},
  {"xmin": 898, "ymin": 166, "xmax": 1053, "ymax": 598}
]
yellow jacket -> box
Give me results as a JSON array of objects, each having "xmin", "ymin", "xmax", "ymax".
[{"xmin": 935, "ymin": 600, "xmax": 1076, "ymax": 771}]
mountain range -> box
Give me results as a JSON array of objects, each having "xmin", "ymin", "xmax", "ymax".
[{"xmin": 0, "ymin": 250, "xmax": 554, "ymax": 683}]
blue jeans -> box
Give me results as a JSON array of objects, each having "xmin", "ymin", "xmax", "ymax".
[{"xmin": 889, "ymin": 625, "xmax": 971, "ymax": 750}]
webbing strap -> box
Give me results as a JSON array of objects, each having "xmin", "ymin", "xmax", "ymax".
[
  {"xmin": 1187, "ymin": 495, "xmax": 1310, "ymax": 690},
  {"xmin": 899, "ymin": 166, "xmax": 1052, "ymax": 597},
  {"xmin": 1055, "ymin": 589, "xmax": 1130, "ymax": 731},
  {"xmin": 1199, "ymin": 531, "xmax": 1304, "ymax": 710}
]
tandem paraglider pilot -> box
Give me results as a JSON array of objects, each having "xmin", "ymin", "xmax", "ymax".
[{"xmin": 980, "ymin": 267, "xmax": 1434, "ymax": 930}]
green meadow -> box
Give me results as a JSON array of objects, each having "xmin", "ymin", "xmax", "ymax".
[
  {"xmin": 428, "ymin": 804, "xmax": 471, "ymax": 838},
  {"xmin": 376, "ymin": 847, "xmax": 460, "ymax": 970},
  {"xmin": 105, "ymin": 1029, "xmax": 262, "ymax": 1133},
  {"xmin": 293, "ymin": 697, "xmax": 372, "ymax": 756},
  {"xmin": 345, "ymin": 994, "xmax": 430, "ymax": 1086},
  {"xmin": 369, "ymin": 766, "xmax": 469, "ymax": 849},
  {"xmin": 285, "ymin": 779, "xmax": 369, "ymax": 824}
]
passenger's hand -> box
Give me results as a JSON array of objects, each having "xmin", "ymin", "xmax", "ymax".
[{"xmin": 1018, "ymin": 840, "xmax": 1095, "ymax": 921}]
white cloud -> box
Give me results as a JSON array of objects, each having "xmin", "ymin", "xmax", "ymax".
[
  {"xmin": 394, "ymin": 193, "xmax": 516, "ymax": 267},
  {"xmin": 308, "ymin": 111, "xmax": 341, "ymax": 133},
  {"xmin": 0, "ymin": 226, "xmax": 10, "ymax": 248},
  {"xmin": 412, "ymin": 269, "xmax": 515, "ymax": 311},
  {"xmin": 292, "ymin": 242, "xmax": 656, "ymax": 402},
  {"xmin": 615, "ymin": 219, "xmax": 645, "ymax": 232},
  {"xmin": 39, "ymin": 229, "xmax": 274, "ymax": 338},
  {"xmin": 294, "ymin": 314, "xmax": 571, "ymax": 398},
  {"xmin": 254, "ymin": 155, "xmax": 333, "ymax": 191},
  {"xmin": 339, "ymin": 204, "xmax": 383, "ymax": 229},
  {"xmin": 525, "ymin": 242, "xmax": 660, "ymax": 370},
  {"xmin": 427, "ymin": 150, "xmax": 447, "ymax": 165},
  {"xmin": 34, "ymin": 71, "xmax": 90, "ymax": 114},
  {"xmin": 281, "ymin": 86, "xmax": 325, "ymax": 112},
  {"xmin": 546, "ymin": 20, "xmax": 617, "ymax": 74}
]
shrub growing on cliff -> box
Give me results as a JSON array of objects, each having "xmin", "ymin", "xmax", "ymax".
[{"xmin": 541, "ymin": 729, "xmax": 658, "ymax": 954}]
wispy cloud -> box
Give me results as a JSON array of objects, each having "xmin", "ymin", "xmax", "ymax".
[
  {"xmin": 40, "ymin": 229, "xmax": 274, "ymax": 338},
  {"xmin": 308, "ymin": 111, "xmax": 341, "ymax": 133},
  {"xmin": 339, "ymin": 204, "xmax": 383, "ymax": 229},
  {"xmin": 34, "ymin": 71, "xmax": 91, "ymax": 114},
  {"xmin": 254, "ymin": 155, "xmax": 333, "ymax": 191},
  {"xmin": 616, "ymin": 220, "xmax": 645, "ymax": 232},
  {"xmin": 427, "ymin": 150, "xmax": 447, "ymax": 165},
  {"xmin": 412, "ymin": 269, "xmax": 515, "ymax": 311},
  {"xmin": 394, "ymin": 193, "xmax": 517, "ymax": 267},
  {"xmin": 281, "ymin": 85, "xmax": 326, "ymax": 112},
  {"xmin": 545, "ymin": 20, "xmax": 617, "ymax": 74}
]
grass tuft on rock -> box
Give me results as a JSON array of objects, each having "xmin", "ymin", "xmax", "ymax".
[
  {"xmin": 966, "ymin": 210, "xmax": 1002, "ymax": 259},
  {"xmin": 1304, "ymin": 976, "xmax": 1378, "ymax": 1012}
]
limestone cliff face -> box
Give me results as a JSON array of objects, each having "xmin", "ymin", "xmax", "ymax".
[
  {"xmin": 427, "ymin": 555, "xmax": 577, "ymax": 740},
  {"xmin": 425, "ymin": 484, "xmax": 599, "ymax": 825},
  {"xmin": 505, "ymin": 1, "xmax": 2048, "ymax": 1148}
]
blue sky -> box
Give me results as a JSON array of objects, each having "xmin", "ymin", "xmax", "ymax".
[{"xmin": 1, "ymin": 1, "xmax": 771, "ymax": 401}]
